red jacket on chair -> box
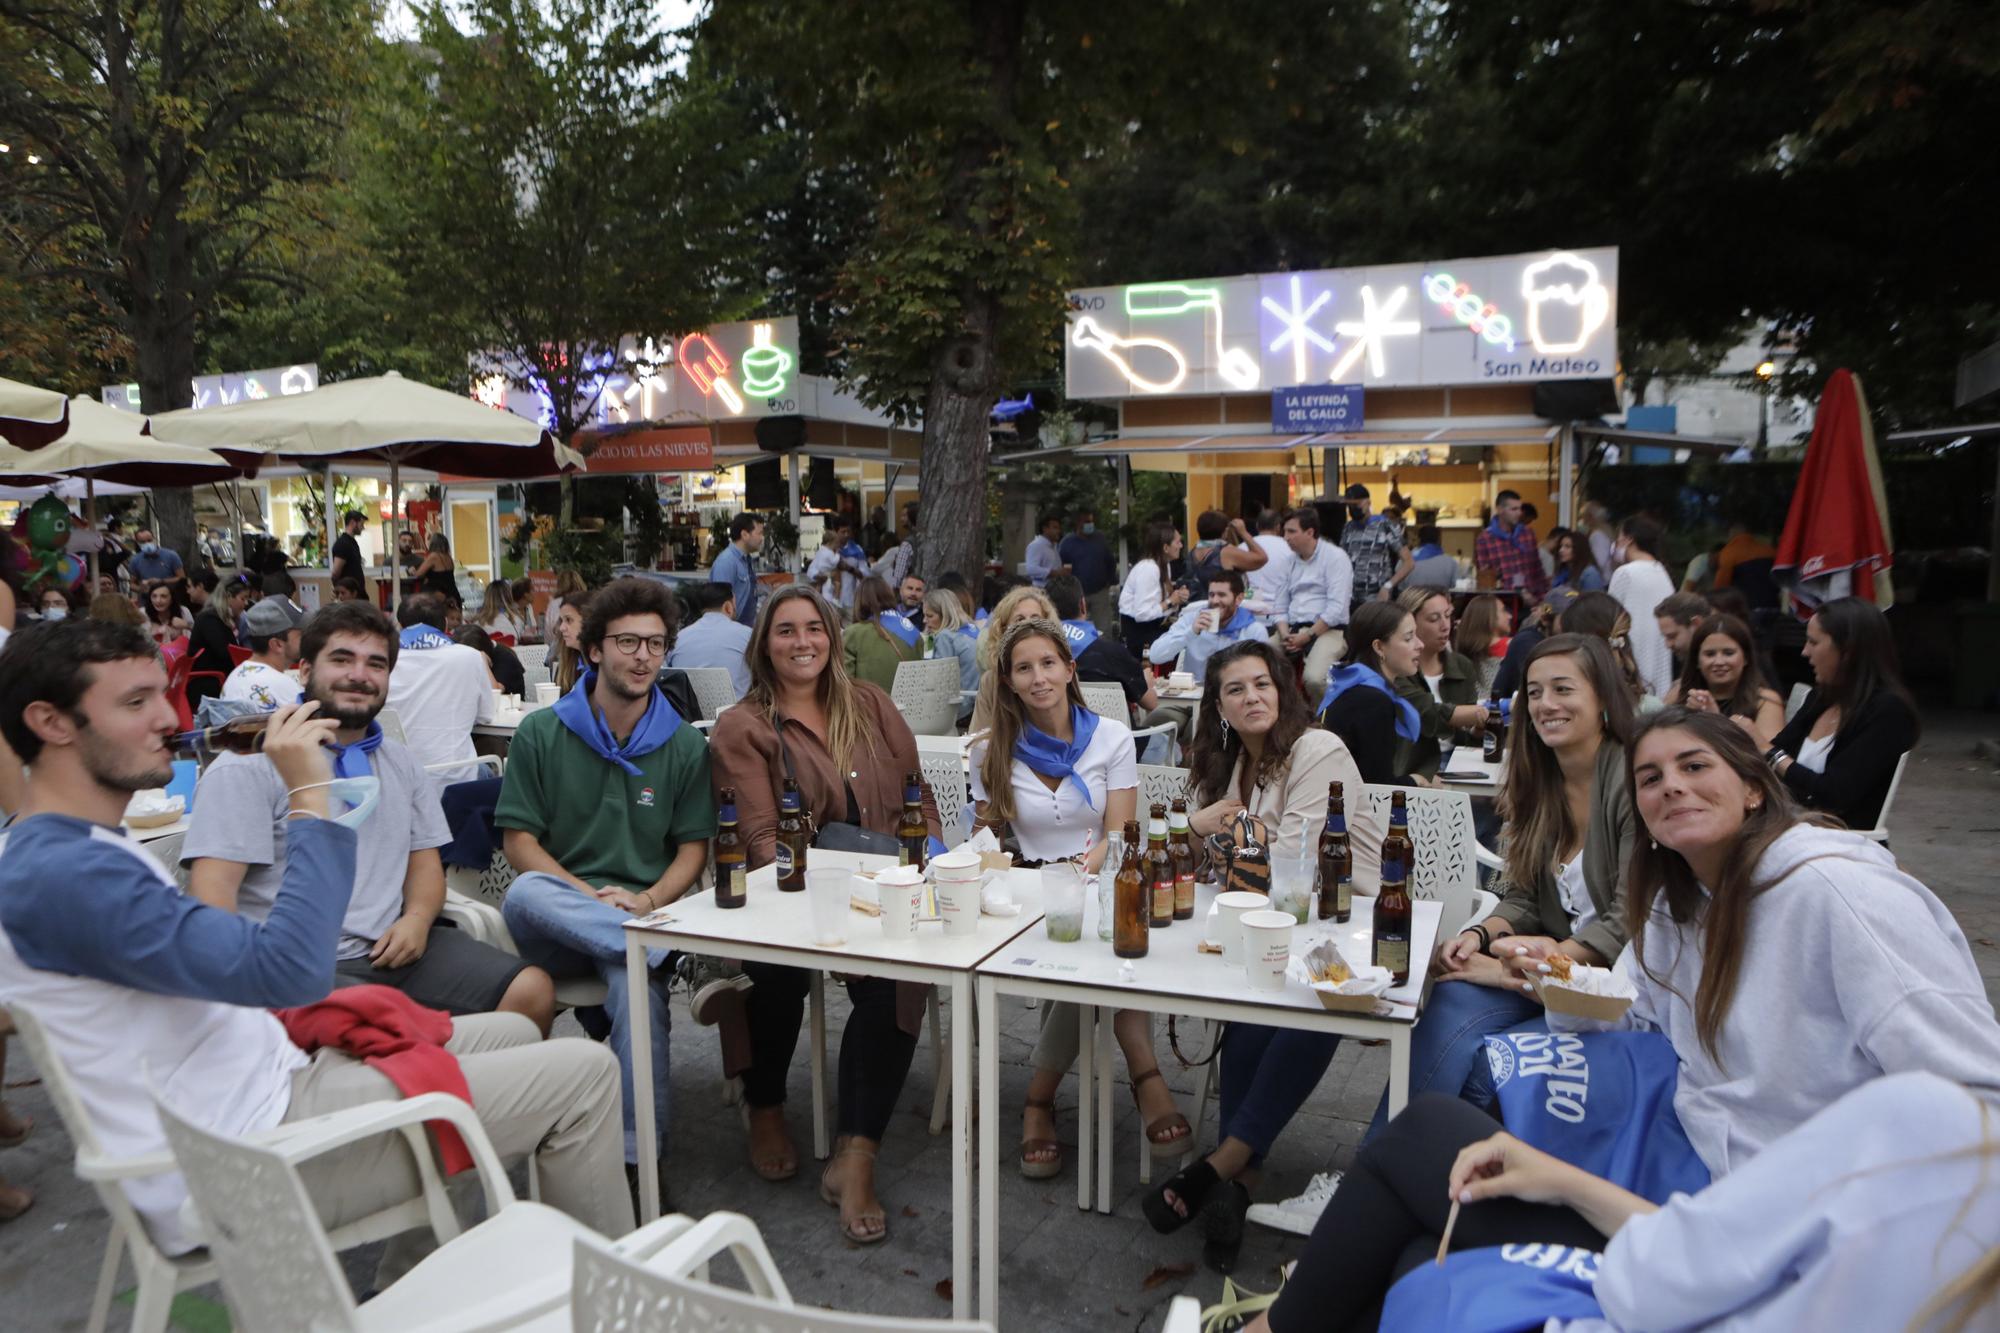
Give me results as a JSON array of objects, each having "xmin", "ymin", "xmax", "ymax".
[{"xmin": 275, "ymin": 985, "xmax": 474, "ymax": 1174}]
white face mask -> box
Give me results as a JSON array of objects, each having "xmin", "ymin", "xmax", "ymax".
[
  {"xmin": 285, "ymin": 775, "xmax": 382, "ymax": 829},
  {"xmin": 42, "ymin": 606, "xmax": 68, "ymax": 621}
]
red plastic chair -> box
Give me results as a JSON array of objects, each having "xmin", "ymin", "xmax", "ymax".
[
  {"xmin": 227, "ymin": 644, "xmax": 252, "ymax": 667},
  {"xmin": 167, "ymin": 652, "xmax": 228, "ymax": 732}
]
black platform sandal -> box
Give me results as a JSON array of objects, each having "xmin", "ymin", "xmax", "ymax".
[
  {"xmin": 1143, "ymin": 1158, "xmax": 1220, "ymax": 1234},
  {"xmin": 1202, "ymin": 1179, "xmax": 1252, "ymax": 1273}
]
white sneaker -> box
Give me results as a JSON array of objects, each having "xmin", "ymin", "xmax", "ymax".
[{"xmin": 1245, "ymin": 1170, "xmax": 1343, "ymax": 1236}]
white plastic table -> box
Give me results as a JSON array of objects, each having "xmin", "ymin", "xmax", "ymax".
[
  {"xmin": 971, "ymin": 881, "xmax": 1442, "ymax": 1323},
  {"xmin": 621, "ymin": 850, "xmax": 1046, "ymax": 1321},
  {"xmin": 1434, "ymin": 755, "xmax": 1504, "ymax": 796}
]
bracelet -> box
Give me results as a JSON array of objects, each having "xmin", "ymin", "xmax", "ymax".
[
  {"xmin": 283, "ymin": 809, "xmax": 322, "ymax": 821},
  {"xmin": 1465, "ymin": 923, "xmax": 1492, "ymax": 954}
]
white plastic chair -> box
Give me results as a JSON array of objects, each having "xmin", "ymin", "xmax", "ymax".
[
  {"xmin": 920, "ymin": 752, "xmax": 970, "ymax": 849},
  {"xmin": 520, "ymin": 656, "xmax": 552, "ymax": 692},
  {"xmin": 439, "ymin": 846, "xmax": 610, "ymax": 1010},
  {"xmin": 140, "ymin": 830, "xmax": 191, "ymax": 892},
  {"xmin": 678, "ymin": 666, "xmax": 739, "ymax": 721},
  {"xmin": 892, "ymin": 658, "xmax": 963, "ymax": 736},
  {"xmin": 1359, "ymin": 783, "xmax": 1484, "ymax": 938},
  {"xmin": 376, "ymin": 704, "xmax": 408, "ymax": 745},
  {"xmin": 1784, "ymin": 682, "xmax": 1811, "ymax": 722},
  {"xmin": 1079, "ymin": 680, "xmax": 1176, "ymax": 760},
  {"xmin": 428, "ymin": 753, "xmax": 505, "ymax": 780},
  {"xmin": 1136, "ymin": 763, "xmax": 1190, "ymax": 813},
  {"xmin": 1857, "ymin": 750, "xmax": 1911, "ymax": 844},
  {"xmin": 152, "ymin": 1086, "xmax": 694, "ymax": 1333},
  {"xmin": 568, "ymin": 1214, "xmax": 996, "ymax": 1331},
  {"xmin": 4, "ymin": 1002, "xmax": 453, "ymax": 1333}
]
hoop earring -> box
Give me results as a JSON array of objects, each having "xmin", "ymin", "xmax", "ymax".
[{"xmin": 1649, "ymin": 838, "xmax": 1658, "ymax": 850}]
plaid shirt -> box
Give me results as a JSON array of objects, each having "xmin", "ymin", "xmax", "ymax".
[
  {"xmin": 1475, "ymin": 519, "xmax": 1549, "ymax": 600},
  {"xmin": 1340, "ymin": 515, "xmax": 1405, "ymax": 603}
]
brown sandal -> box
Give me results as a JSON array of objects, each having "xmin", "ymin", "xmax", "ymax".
[
  {"xmin": 818, "ymin": 1141, "xmax": 888, "ymax": 1245},
  {"xmin": 1019, "ymin": 1095, "xmax": 1063, "ymax": 1179},
  {"xmin": 1130, "ymin": 1068, "xmax": 1191, "ymax": 1150},
  {"xmin": 741, "ymin": 1103, "xmax": 798, "ymax": 1182},
  {"xmin": 0, "ymin": 1180, "xmax": 32, "ymax": 1222}
]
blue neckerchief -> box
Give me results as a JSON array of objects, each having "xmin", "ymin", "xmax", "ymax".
[
  {"xmin": 878, "ymin": 610, "xmax": 920, "ymax": 647},
  {"xmin": 1015, "ymin": 704, "xmax": 1101, "ymax": 810},
  {"xmin": 1060, "ymin": 617, "xmax": 1101, "ymax": 651},
  {"xmin": 550, "ymin": 670, "xmax": 682, "ymax": 776},
  {"xmin": 1212, "ymin": 606, "xmax": 1255, "ymax": 640},
  {"xmin": 1486, "ymin": 517, "xmax": 1529, "ymax": 549},
  {"xmin": 973, "ymin": 606, "xmax": 988, "ymax": 623},
  {"xmin": 1319, "ymin": 663, "xmax": 1421, "ymax": 742},
  {"xmin": 399, "ymin": 623, "xmax": 455, "ymax": 651},
  {"xmin": 1414, "ymin": 542, "xmax": 1444, "ymax": 560},
  {"xmin": 840, "ymin": 540, "xmax": 867, "ymax": 562},
  {"xmin": 327, "ymin": 721, "xmax": 385, "ymax": 779}
]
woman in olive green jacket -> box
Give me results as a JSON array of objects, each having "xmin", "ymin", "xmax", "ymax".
[
  {"xmin": 1392, "ymin": 587, "xmax": 1489, "ymax": 779},
  {"xmin": 841, "ymin": 576, "xmax": 921, "ymax": 694}
]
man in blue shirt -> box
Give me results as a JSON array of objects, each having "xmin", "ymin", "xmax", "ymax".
[
  {"xmin": 666, "ymin": 581, "xmax": 753, "ymax": 699},
  {"xmin": 0, "ymin": 619, "xmax": 632, "ymax": 1256},
  {"xmin": 1148, "ymin": 568, "xmax": 1271, "ymax": 684},
  {"xmin": 709, "ymin": 512, "xmax": 765, "ymax": 629},
  {"xmin": 124, "ymin": 525, "xmax": 184, "ymax": 583},
  {"xmin": 1058, "ymin": 507, "xmax": 1118, "ymax": 633}
]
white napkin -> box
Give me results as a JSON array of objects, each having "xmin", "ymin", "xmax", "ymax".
[{"xmin": 1542, "ymin": 963, "xmax": 1635, "ymax": 999}]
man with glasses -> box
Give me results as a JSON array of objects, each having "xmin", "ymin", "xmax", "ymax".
[{"xmin": 499, "ymin": 577, "xmax": 716, "ymax": 1197}]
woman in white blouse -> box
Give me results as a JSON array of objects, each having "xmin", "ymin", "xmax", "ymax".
[
  {"xmin": 1118, "ymin": 519, "xmax": 1190, "ymax": 660},
  {"xmin": 1154, "ymin": 641, "xmax": 1381, "ymax": 1269},
  {"xmin": 969, "ymin": 619, "xmax": 1190, "ymax": 1181}
]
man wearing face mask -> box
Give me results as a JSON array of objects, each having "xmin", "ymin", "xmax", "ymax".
[
  {"xmin": 186, "ymin": 601, "xmax": 555, "ymax": 1031},
  {"xmin": 1059, "ymin": 507, "xmax": 1118, "ymax": 634},
  {"xmin": 124, "ymin": 526, "xmax": 185, "ymax": 584}
]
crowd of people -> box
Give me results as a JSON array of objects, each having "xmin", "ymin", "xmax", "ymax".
[{"xmin": 0, "ymin": 487, "xmax": 1989, "ymax": 1333}]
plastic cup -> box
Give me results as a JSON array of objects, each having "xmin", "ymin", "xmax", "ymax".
[
  {"xmin": 1239, "ymin": 909, "xmax": 1295, "ymax": 992},
  {"xmin": 1214, "ymin": 890, "xmax": 1271, "ymax": 964},
  {"xmin": 1040, "ymin": 863, "xmax": 1085, "ymax": 943},
  {"xmin": 876, "ymin": 867, "xmax": 925, "ymax": 940},
  {"xmin": 1268, "ymin": 856, "xmax": 1313, "ymax": 925},
  {"xmin": 534, "ymin": 682, "xmax": 560, "ymax": 706},
  {"xmin": 805, "ymin": 868, "xmax": 851, "ymax": 946},
  {"xmin": 1437, "ymin": 740, "xmax": 1456, "ymax": 775},
  {"xmin": 930, "ymin": 850, "xmax": 985, "ymax": 937}
]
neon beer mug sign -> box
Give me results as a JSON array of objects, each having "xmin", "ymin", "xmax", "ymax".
[{"xmin": 1064, "ymin": 247, "xmax": 1616, "ymax": 398}]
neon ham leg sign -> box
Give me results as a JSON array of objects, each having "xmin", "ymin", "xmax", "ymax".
[
  {"xmin": 678, "ymin": 333, "xmax": 745, "ymax": 414},
  {"xmin": 1070, "ymin": 316, "xmax": 1189, "ymax": 394}
]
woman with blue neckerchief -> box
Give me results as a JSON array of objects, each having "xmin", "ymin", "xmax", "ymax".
[
  {"xmin": 967, "ymin": 620, "xmax": 1186, "ymax": 1184},
  {"xmin": 920, "ymin": 589, "xmax": 980, "ymax": 721},
  {"xmin": 1318, "ymin": 600, "xmax": 1427, "ymax": 786},
  {"xmin": 840, "ymin": 576, "xmax": 921, "ymax": 693}
]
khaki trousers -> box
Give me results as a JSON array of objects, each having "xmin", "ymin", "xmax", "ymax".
[
  {"xmin": 1299, "ymin": 627, "xmax": 1348, "ymax": 697},
  {"xmin": 288, "ymin": 1012, "xmax": 634, "ymax": 1250}
]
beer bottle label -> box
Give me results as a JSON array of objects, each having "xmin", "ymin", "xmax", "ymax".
[
  {"xmin": 899, "ymin": 846, "xmax": 913, "ymax": 867},
  {"xmin": 1374, "ymin": 937, "xmax": 1410, "ymax": 975},
  {"xmin": 727, "ymin": 866, "xmax": 746, "ymax": 898},
  {"xmin": 1174, "ymin": 871, "xmax": 1195, "ymax": 909},
  {"xmin": 774, "ymin": 844, "xmax": 794, "ymax": 878}
]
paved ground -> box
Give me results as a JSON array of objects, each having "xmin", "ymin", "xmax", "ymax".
[{"xmin": 5, "ymin": 707, "xmax": 1998, "ymax": 1331}]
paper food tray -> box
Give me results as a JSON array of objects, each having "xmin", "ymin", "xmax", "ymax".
[
  {"xmin": 1536, "ymin": 977, "xmax": 1633, "ymax": 1021},
  {"xmin": 1300, "ymin": 938, "xmax": 1394, "ymax": 1013}
]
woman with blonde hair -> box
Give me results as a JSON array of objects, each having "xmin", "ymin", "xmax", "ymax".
[
  {"xmin": 543, "ymin": 568, "xmax": 587, "ymax": 650},
  {"xmin": 473, "ymin": 578, "xmax": 525, "ymax": 640},
  {"xmin": 921, "ymin": 588, "xmax": 980, "ymax": 717},
  {"xmin": 966, "ymin": 619, "xmax": 1186, "ymax": 1182},
  {"xmin": 708, "ymin": 585, "xmax": 940, "ymax": 1244},
  {"xmin": 969, "ymin": 585, "xmax": 1060, "ymax": 731},
  {"xmin": 550, "ymin": 591, "xmax": 590, "ymax": 693}
]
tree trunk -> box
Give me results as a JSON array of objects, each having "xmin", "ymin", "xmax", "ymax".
[
  {"xmin": 132, "ymin": 205, "xmax": 199, "ymax": 569},
  {"xmin": 915, "ymin": 314, "xmax": 1000, "ymax": 589}
]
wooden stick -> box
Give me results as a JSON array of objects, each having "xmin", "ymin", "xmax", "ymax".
[{"xmin": 1436, "ymin": 1198, "xmax": 1461, "ymax": 1266}]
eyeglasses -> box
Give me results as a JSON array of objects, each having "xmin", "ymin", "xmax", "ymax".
[{"xmin": 607, "ymin": 633, "xmax": 669, "ymax": 658}]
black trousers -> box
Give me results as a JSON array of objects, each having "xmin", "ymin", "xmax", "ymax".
[
  {"xmin": 739, "ymin": 962, "xmax": 918, "ymax": 1143},
  {"xmin": 1267, "ymin": 1094, "xmax": 1608, "ymax": 1333}
]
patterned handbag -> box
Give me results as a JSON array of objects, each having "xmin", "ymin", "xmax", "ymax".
[{"xmin": 1205, "ymin": 811, "xmax": 1272, "ymax": 899}]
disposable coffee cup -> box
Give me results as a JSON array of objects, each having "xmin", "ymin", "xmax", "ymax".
[
  {"xmin": 1214, "ymin": 890, "xmax": 1271, "ymax": 964},
  {"xmin": 805, "ymin": 868, "xmax": 851, "ymax": 947},
  {"xmin": 1239, "ymin": 909, "xmax": 1295, "ymax": 992},
  {"xmin": 930, "ymin": 850, "xmax": 985, "ymax": 937},
  {"xmin": 876, "ymin": 866, "xmax": 925, "ymax": 940},
  {"xmin": 534, "ymin": 682, "xmax": 560, "ymax": 706}
]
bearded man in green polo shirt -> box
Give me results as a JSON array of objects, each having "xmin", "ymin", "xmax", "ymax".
[{"xmin": 499, "ymin": 577, "xmax": 715, "ymax": 1195}]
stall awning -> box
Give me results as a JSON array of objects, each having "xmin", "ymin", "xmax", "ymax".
[
  {"xmin": 996, "ymin": 424, "xmax": 1557, "ymax": 468},
  {"xmin": 1572, "ymin": 424, "xmax": 1746, "ymax": 458}
]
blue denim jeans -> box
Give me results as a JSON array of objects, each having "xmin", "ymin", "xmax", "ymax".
[
  {"xmin": 501, "ymin": 872, "xmax": 670, "ymax": 1163},
  {"xmin": 1363, "ymin": 977, "xmax": 1543, "ymax": 1144},
  {"xmin": 1218, "ymin": 1024, "xmax": 1341, "ymax": 1164}
]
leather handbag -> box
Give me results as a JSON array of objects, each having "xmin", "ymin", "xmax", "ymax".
[
  {"xmin": 773, "ymin": 712, "xmax": 903, "ymax": 856},
  {"xmin": 1206, "ymin": 811, "xmax": 1272, "ymax": 899}
]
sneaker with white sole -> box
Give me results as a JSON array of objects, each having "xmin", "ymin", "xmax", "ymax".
[
  {"xmin": 1245, "ymin": 1170, "xmax": 1342, "ymax": 1236},
  {"xmin": 673, "ymin": 954, "xmax": 753, "ymax": 1024}
]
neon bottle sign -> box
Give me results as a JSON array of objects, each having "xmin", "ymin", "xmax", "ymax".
[{"xmin": 1123, "ymin": 282, "xmax": 1259, "ymax": 390}]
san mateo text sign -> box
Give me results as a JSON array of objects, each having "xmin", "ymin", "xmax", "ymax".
[{"xmin": 1274, "ymin": 384, "xmax": 1363, "ymax": 433}]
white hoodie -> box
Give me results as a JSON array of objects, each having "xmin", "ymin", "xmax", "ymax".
[{"xmin": 1555, "ymin": 823, "xmax": 2000, "ymax": 1178}]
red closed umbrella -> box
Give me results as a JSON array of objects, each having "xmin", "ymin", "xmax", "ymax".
[{"xmin": 1773, "ymin": 368, "xmax": 1894, "ymax": 615}]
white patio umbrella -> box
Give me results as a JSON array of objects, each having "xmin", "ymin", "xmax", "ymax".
[
  {"xmin": 0, "ymin": 396, "xmax": 238, "ymax": 583},
  {"xmin": 0, "ymin": 478, "xmax": 147, "ymax": 503},
  {"xmin": 149, "ymin": 371, "xmax": 580, "ymax": 605},
  {"xmin": 0, "ymin": 373, "xmax": 69, "ymax": 448}
]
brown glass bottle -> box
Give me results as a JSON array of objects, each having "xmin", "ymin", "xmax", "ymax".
[
  {"xmin": 1113, "ymin": 818, "xmax": 1148, "ymax": 958},
  {"xmin": 775, "ymin": 777, "xmax": 809, "ymax": 892},
  {"xmin": 1379, "ymin": 789, "xmax": 1412, "ymax": 896},
  {"xmin": 1483, "ymin": 693, "xmax": 1508, "ymax": 765},
  {"xmin": 897, "ymin": 772, "xmax": 928, "ymax": 871},
  {"xmin": 1373, "ymin": 842, "xmax": 1414, "ymax": 985},
  {"xmin": 1316, "ymin": 781, "xmax": 1352, "ymax": 923},
  {"xmin": 714, "ymin": 787, "xmax": 747, "ymax": 908},
  {"xmin": 173, "ymin": 714, "xmax": 271, "ymax": 757},
  {"xmin": 1144, "ymin": 803, "xmax": 1173, "ymax": 928},
  {"xmin": 1167, "ymin": 798, "xmax": 1197, "ymax": 920}
]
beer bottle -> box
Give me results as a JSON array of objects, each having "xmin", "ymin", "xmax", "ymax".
[
  {"xmin": 1373, "ymin": 841, "xmax": 1413, "ymax": 985},
  {"xmin": 1316, "ymin": 781, "xmax": 1352, "ymax": 923},
  {"xmin": 775, "ymin": 777, "xmax": 809, "ymax": 892},
  {"xmin": 1113, "ymin": 818, "xmax": 1148, "ymax": 959},
  {"xmin": 1483, "ymin": 693, "xmax": 1508, "ymax": 764},
  {"xmin": 1379, "ymin": 788, "xmax": 1412, "ymax": 896},
  {"xmin": 897, "ymin": 772, "xmax": 928, "ymax": 871},
  {"xmin": 1167, "ymin": 798, "xmax": 1197, "ymax": 920},
  {"xmin": 1145, "ymin": 803, "xmax": 1173, "ymax": 928},
  {"xmin": 173, "ymin": 714, "xmax": 272, "ymax": 758},
  {"xmin": 714, "ymin": 786, "xmax": 747, "ymax": 909}
]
